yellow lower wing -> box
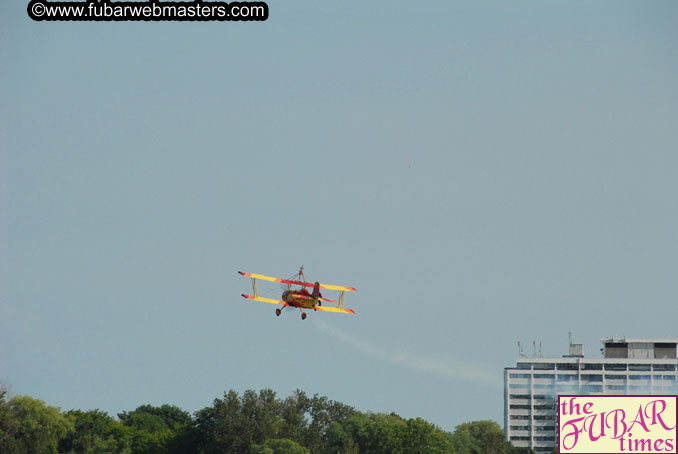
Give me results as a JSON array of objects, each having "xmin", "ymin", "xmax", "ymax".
[
  {"xmin": 241, "ymin": 294, "xmax": 354, "ymax": 315},
  {"xmin": 313, "ymin": 305, "xmax": 355, "ymax": 315},
  {"xmin": 241, "ymin": 294, "xmax": 287, "ymax": 306}
]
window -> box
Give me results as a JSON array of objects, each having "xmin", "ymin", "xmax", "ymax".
[
  {"xmin": 510, "ymin": 425, "xmax": 529, "ymax": 431},
  {"xmin": 604, "ymin": 374, "xmax": 626, "ymax": 381},
  {"xmin": 629, "ymin": 364, "xmax": 651, "ymax": 371},
  {"xmin": 511, "ymin": 415, "xmax": 530, "ymax": 420},
  {"xmin": 510, "ymin": 373, "xmax": 531, "ymax": 379},
  {"xmin": 535, "ymin": 436, "xmax": 556, "ymax": 442},
  {"xmin": 534, "ymin": 363, "xmax": 555, "ymax": 370},
  {"xmin": 534, "ymin": 404, "xmax": 554, "ymax": 410},
  {"xmin": 509, "ymin": 394, "xmax": 530, "ymax": 399},
  {"xmin": 557, "ymin": 374, "xmax": 577, "ymax": 382},
  {"xmin": 581, "ymin": 374, "xmax": 603, "ymax": 382},
  {"xmin": 557, "ymin": 363, "xmax": 578, "ymax": 370},
  {"xmin": 581, "ymin": 363, "xmax": 603, "ymax": 370},
  {"xmin": 654, "ymin": 343, "xmax": 677, "ymax": 359},
  {"xmin": 510, "ymin": 405, "xmax": 531, "ymax": 410},
  {"xmin": 556, "ymin": 384, "xmax": 578, "ymax": 391},
  {"xmin": 605, "ymin": 343, "xmax": 628, "ymax": 359},
  {"xmin": 629, "ymin": 375, "xmax": 651, "ymax": 381},
  {"xmin": 534, "ymin": 374, "xmax": 555, "ymax": 379},
  {"xmin": 605, "ymin": 363, "xmax": 627, "ymax": 371},
  {"xmin": 607, "ymin": 385, "xmax": 626, "ymax": 391},
  {"xmin": 581, "ymin": 385, "xmax": 603, "ymax": 393}
]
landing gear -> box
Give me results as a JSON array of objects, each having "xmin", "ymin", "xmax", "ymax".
[
  {"xmin": 301, "ymin": 312, "xmax": 307, "ymax": 320},
  {"xmin": 275, "ymin": 308, "xmax": 281, "ymax": 316}
]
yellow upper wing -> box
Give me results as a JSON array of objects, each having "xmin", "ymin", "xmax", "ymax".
[
  {"xmin": 239, "ymin": 272, "xmax": 285, "ymax": 283},
  {"xmin": 239, "ymin": 271, "xmax": 356, "ymax": 292},
  {"xmin": 316, "ymin": 283, "xmax": 357, "ymax": 292}
]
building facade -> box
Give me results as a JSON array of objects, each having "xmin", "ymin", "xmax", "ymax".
[{"xmin": 504, "ymin": 338, "xmax": 678, "ymax": 453}]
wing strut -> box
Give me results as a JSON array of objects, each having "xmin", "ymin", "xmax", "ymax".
[{"xmin": 251, "ymin": 277, "xmax": 258, "ymax": 298}]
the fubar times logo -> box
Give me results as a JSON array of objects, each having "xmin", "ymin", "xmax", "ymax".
[{"xmin": 558, "ymin": 395, "xmax": 678, "ymax": 454}]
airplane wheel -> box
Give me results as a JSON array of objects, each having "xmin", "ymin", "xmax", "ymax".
[
  {"xmin": 276, "ymin": 309, "xmax": 281, "ymax": 316},
  {"xmin": 301, "ymin": 313, "xmax": 307, "ymax": 320}
]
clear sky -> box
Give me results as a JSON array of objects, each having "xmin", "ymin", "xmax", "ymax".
[{"xmin": 1, "ymin": 0, "xmax": 677, "ymax": 432}]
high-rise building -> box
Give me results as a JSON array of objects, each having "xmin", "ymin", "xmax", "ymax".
[{"xmin": 504, "ymin": 337, "xmax": 678, "ymax": 453}]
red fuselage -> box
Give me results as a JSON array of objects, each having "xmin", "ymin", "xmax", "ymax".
[{"xmin": 281, "ymin": 282, "xmax": 321, "ymax": 308}]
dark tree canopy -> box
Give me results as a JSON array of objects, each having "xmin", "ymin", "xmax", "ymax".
[{"xmin": 0, "ymin": 386, "xmax": 530, "ymax": 454}]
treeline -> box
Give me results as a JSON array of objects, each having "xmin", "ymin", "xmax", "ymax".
[{"xmin": 0, "ymin": 386, "xmax": 530, "ymax": 454}]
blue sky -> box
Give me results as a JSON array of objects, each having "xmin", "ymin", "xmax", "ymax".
[{"xmin": 2, "ymin": 0, "xmax": 678, "ymax": 431}]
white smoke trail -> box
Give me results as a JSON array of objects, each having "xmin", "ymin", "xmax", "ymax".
[{"xmin": 314, "ymin": 319, "xmax": 501, "ymax": 386}]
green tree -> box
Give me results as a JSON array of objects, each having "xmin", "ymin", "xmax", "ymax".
[
  {"xmin": 239, "ymin": 388, "xmax": 283, "ymax": 445},
  {"xmin": 0, "ymin": 386, "xmax": 529, "ymax": 454},
  {"xmin": 324, "ymin": 421, "xmax": 359, "ymax": 454},
  {"xmin": 402, "ymin": 417, "xmax": 454, "ymax": 454},
  {"xmin": 364, "ymin": 413, "xmax": 406, "ymax": 453},
  {"xmin": 335, "ymin": 412, "xmax": 456, "ymax": 454},
  {"xmin": 60, "ymin": 409, "xmax": 118, "ymax": 454},
  {"xmin": 250, "ymin": 438, "xmax": 310, "ymax": 454},
  {"xmin": 194, "ymin": 389, "xmax": 248, "ymax": 453},
  {"xmin": 119, "ymin": 404, "xmax": 192, "ymax": 431},
  {"xmin": 116, "ymin": 404, "xmax": 193, "ymax": 454},
  {"xmin": 302, "ymin": 393, "xmax": 357, "ymax": 452},
  {"xmin": 279, "ymin": 390, "xmax": 310, "ymax": 442},
  {"xmin": 451, "ymin": 420, "xmax": 510, "ymax": 454},
  {"xmin": 0, "ymin": 395, "xmax": 73, "ymax": 454}
]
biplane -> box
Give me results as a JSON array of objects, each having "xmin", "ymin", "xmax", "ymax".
[{"xmin": 238, "ymin": 266, "xmax": 356, "ymax": 320}]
